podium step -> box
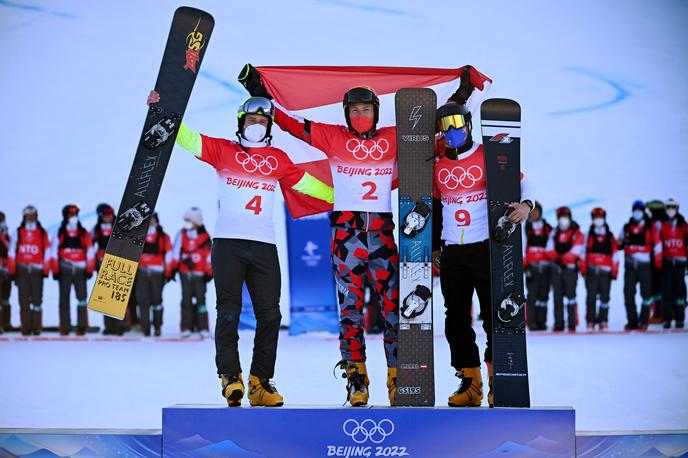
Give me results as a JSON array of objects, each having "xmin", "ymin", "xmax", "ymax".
[{"xmin": 162, "ymin": 405, "xmax": 575, "ymax": 457}]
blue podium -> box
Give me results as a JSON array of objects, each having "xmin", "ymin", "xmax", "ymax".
[{"xmin": 162, "ymin": 405, "xmax": 575, "ymax": 457}]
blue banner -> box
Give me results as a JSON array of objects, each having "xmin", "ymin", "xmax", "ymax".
[
  {"xmin": 0, "ymin": 431, "xmax": 161, "ymax": 458},
  {"xmin": 162, "ymin": 405, "xmax": 576, "ymax": 457},
  {"xmin": 285, "ymin": 208, "xmax": 339, "ymax": 335}
]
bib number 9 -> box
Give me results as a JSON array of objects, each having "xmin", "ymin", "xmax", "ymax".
[{"xmin": 455, "ymin": 209, "xmax": 471, "ymax": 227}]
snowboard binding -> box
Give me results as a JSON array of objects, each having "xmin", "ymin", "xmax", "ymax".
[
  {"xmin": 401, "ymin": 285, "xmax": 432, "ymax": 320},
  {"xmin": 117, "ymin": 201, "xmax": 153, "ymax": 232},
  {"xmin": 493, "ymin": 207, "xmax": 516, "ymax": 242},
  {"xmin": 143, "ymin": 113, "xmax": 181, "ymax": 149},
  {"xmin": 401, "ymin": 201, "xmax": 431, "ymax": 237},
  {"xmin": 497, "ymin": 292, "xmax": 526, "ymax": 324}
]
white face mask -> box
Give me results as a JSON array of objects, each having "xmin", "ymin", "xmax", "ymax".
[
  {"xmin": 68, "ymin": 216, "xmax": 78, "ymax": 226},
  {"xmin": 632, "ymin": 210, "xmax": 644, "ymax": 221},
  {"xmin": 25, "ymin": 222, "xmax": 37, "ymax": 230},
  {"xmin": 532, "ymin": 220, "xmax": 543, "ymax": 230},
  {"xmin": 667, "ymin": 208, "xmax": 677, "ymax": 219},
  {"xmin": 183, "ymin": 221, "xmax": 193, "ymax": 230},
  {"xmin": 558, "ymin": 217, "xmax": 570, "ymax": 230},
  {"xmin": 147, "ymin": 226, "xmax": 157, "ymax": 235},
  {"xmin": 593, "ymin": 218, "xmax": 605, "ymax": 227},
  {"xmin": 243, "ymin": 124, "xmax": 267, "ymax": 143}
]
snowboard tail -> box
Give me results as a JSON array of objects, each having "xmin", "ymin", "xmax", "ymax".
[
  {"xmin": 395, "ymin": 88, "xmax": 437, "ymax": 406},
  {"xmin": 88, "ymin": 7, "xmax": 214, "ymax": 319},
  {"xmin": 482, "ymin": 98, "xmax": 530, "ymax": 407}
]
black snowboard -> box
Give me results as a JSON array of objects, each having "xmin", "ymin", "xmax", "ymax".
[
  {"xmin": 88, "ymin": 7, "xmax": 213, "ymax": 319},
  {"xmin": 395, "ymin": 88, "xmax": 437, "ymax": 406},
  {"xmin": 482, "ymin": 98, "xmax": 530, "ymax": 407}
]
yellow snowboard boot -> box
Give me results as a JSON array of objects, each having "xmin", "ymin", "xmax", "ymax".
[
  {"xmin": 220, "ymin": 373, "xmax": 244, "ymax": 407},
  {"xmin": 386, "ymin": 367, "xmax": 397, "ymax": 406},
  {"xmin": 248, "ymin": 375, "xmax": 284, "ymax": 407},
  {"xmin": 448, "ymin": 367, "xmax": 483, "ymax": 407},
  {"xmin": 336, "ymin": 361, "xmax": 370, "ymax": 406},
  {"xmin": 487, "ymin": 362, "xmax": 494, "ymax": 407}
]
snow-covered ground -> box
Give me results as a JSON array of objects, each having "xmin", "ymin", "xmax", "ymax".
[
  {"xmin": 1, "ymin": 0, "xmax": 687, "ymax": 435},
  {"xmin": 1, "ymin": 327, "xmax": 686, "ymax": 432}
]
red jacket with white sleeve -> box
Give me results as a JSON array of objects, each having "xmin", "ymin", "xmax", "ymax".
[
  {"xmin": 170, "ymin": 227, "xmax": 212, "ymax": 276},
  {"xmin": 546, "ymin": 222, "xmax": 585, "ymax": 268},
  {"xmin": 618, "ymin": 217, "xmax": 662, "ymax": 268},
  {"xmin": 50, "ymin": 223, "xmax": 95, "ymax": 274},
  {"xmin": 580, "ymin": 224, "xmax": 619, "ymax": 278},
  {"xmin": 140, "ymin": 225, "xmax": 172, "ymax": 272},
  {"xmin": 523, "ymin": 219, "xmax": 552, "ymax": 268},
  {"xmin": 8, "ymin": 223, "xmax": 51, "ymax": 275},
  {"xmin": 659, "ymin": 214, "xmax": 688, "ymax": 262}
]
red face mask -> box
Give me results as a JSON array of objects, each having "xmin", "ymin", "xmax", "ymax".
[{"xmin": 350, "ymin": 115, "xmax": 374, "ymax": 133}]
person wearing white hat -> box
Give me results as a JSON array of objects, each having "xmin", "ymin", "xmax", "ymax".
[
  {"xmin": 170, "ymin": 207, "xmax": 212, "ymax": 338},
  {"xmin": 658, "ymin": 198, "xmax": 687, "ymax": 328}
]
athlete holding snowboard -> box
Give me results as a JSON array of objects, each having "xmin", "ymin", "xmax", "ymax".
[
  {"xmin": 432, "ymin": 103, "xmax": 534, "ymax": 407},
  {"xmin": 148, "ymin": 91, "xmax": 333, "ymax": 407}
]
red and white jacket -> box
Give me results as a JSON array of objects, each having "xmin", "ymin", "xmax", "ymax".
[
  {"xmin": 50, "ymin": 223, "xmax": 95, "ymax": 274},
  {"xmin": 523, "ymin": 219, "xmax": 552, "ymax": 268},
  {"xmin": 170, "ymin": 228, "xmax": 212, "ymax": 276},
  {"xmin": 0, "ymin": 226, "xmax": 8, "ymax": 273},
  {"xmin": 275, "ymin": 104, "xmax": 397, "ymax": 213},
  {"xmin": 618, "ymin": 218, "xmax": 662, "ymax": 268},
  {"xmin": 434, "ymin": 143, "xmax": 532, "ymax": 245},
  {"xmin": 659, "ymin": 215, "xmax": 688, "ymax": 262},
  {"xmin": 140, "ymin": 225, "xmax": 173, "ymax": 273},
  {"xmin": 8, "ymin": 224, "xmax": 51, "ymax": 275},
  {"xmin": 580, "ymin": 225, "xmax": 619, "ymax": 277},
  {"xmin": 546, "ymin": 222, "xmax": 585, "ymax": 268},
  {"xmin": 92, "ymin": 222, "xmax": 113, "ymax": 265}
]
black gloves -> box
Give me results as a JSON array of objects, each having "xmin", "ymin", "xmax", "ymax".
[
  {"xmin": 448, "ymin": 65, "xmax": 475, "ymax": 106},
  {"xmin": 238, "ymin": 63, "xmax": 273, "ymax": 100}
]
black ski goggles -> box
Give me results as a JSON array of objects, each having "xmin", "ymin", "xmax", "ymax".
[
  {"xmin": 438, "ymin": 113, "xmax": 468, "ymax": 132},
  {"xmin": 343, "ymin": 87, "xmax": 378, "ymax": 106}
]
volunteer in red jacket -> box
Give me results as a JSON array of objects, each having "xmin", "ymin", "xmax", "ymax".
[
  {"xmin": 659, "ymin": 198, "xmax": 687, "ymax": 328},
  {"xmin": 580, "ymin": 208, "xmax": 619, "ymax": 331},
  {"xmin": 136, "ymin": 212, "xmax": 172, "ymax": 337},
  {"xmin": 238, "ymin": 64, "xmax": 405, "ymax": 406},
  {"xmin": 547, "ymin": 207, "xmax": 584, "ymax": 332},
  {"xmin": 0, "ymin": 211, "xmax": 9, "ymax": 333},
  {"xmin": 148, "ymin": 91, "xmax": 333, "ymax": 408},
  {"xmin": 92, "ymin": 203, "xmax": 123, "ymax": 335},
  {"xmin": 7, "ymin": 206, "xmax": 51, "ymax": 335},
  {"xmin": 51, "ymin": 204, "xmax": 95, "ymax": 335},
  {"xmin": 170, "ymin": 207, "xmax": 212, "ymax": 339},
  {"xmin": 432, "ymin": 103, "xmax": 534, "ymax": 407},
  {"xmin": 618, "ymin": 200, "xmax": 661, "ymax": 330},
  {"xmin": 523, "ymin": 201, "xmax": 552, "ymax": 331}
]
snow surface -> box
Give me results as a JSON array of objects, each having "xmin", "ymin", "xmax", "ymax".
[
  {"xmin": 1, "ymin": 326, "xmax": 687, "ymax": 432},
  {"xmin": 1, "ymin": 0, "xmax": 687, "ymax": 434}
]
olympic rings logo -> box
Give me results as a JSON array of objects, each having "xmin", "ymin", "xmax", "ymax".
[
  {"xmin": 437, "ymin": 165, "xmax": 483, "ymax": 190},
  {"xmin": 345, "ymin": 138, "xmax": 390, "ymax": 161},
  {"xmin": 342, "ymin": 419, "xmax": 395, "ymax": 444},
  {"xmin": 235, "ymin": 151, "xmax": 278, "ymax": 175}
]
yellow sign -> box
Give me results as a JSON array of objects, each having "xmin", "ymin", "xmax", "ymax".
[{"xmin": 87, "ymin": 253, "xmax": 138, "ymax": 319}]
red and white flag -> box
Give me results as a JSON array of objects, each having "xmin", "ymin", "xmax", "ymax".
[{"xmin": 257, "ymin": 65, "xmax": 492, "ymax": 218}]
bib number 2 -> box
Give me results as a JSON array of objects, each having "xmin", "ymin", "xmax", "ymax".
[{"xmin": 362, "ymin": 181, "xmax": 378, "ymax": 200}]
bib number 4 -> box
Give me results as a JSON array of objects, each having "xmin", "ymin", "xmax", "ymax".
[{"xmin": 245, "ymin": 195, "xmax": 263, "ymax": 215}]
